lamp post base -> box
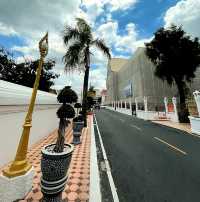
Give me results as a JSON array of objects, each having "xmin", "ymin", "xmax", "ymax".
[
  {"xmin": 2, "ymin": 160, "xmax": 32, "ymax": 178},
  {"xmin": 0, "ymin": 166, "xmax": 34, "ymax": 202}
]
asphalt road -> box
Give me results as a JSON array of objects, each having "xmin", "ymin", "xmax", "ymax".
[{"xmin": 95, "ymin": 108, "xmax": 200, "ymax": 202}]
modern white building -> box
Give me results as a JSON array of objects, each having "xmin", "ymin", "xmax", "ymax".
[{"xmin": 106, "ymin": 47, "xmax": 200, "ymax": 110}]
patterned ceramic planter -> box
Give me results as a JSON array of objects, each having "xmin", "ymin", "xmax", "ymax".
[
  {"xmin": 72, "ymin": 121, "xmax": 84, "ymax": 145},
  {"xmin": 40, "ymin": 143, "xmax": 74, "ymax": 202},
  {"xmin": 193, "ymin": 91, "xmax": 200, "ymax": 116},
  {"xmin": 189, "ymin": 116, "xmax": 200, "ymax": 135}
]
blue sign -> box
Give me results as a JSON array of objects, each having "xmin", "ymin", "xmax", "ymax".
[{"xmin": 123, "ymin": 82, "xmax": 132, "ymax": 98}]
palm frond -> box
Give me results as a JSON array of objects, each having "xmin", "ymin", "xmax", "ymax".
[
  {"xmin": 92, "ymin": 39, "xmax": 111, "ymax": 59},
  {"xmin": 63, "ymin": 41, "xmax": 85, "ymax": 72},
  {"xmin": 76, "ymin": 18, "xmax": 91, "ymax": 33},
  {"xmin": 63, "ymin": 26, "xmax": 80, "ymax": 46},
  {"xmin": 80, "ymin": 31, "xmax": 93, "ymax": 45},
  {"xmin": 76, "ymin": 18, "xmax": 92, "ymax": 42}
]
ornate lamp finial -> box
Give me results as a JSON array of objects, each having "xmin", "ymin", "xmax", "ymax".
[{"xmin": 39, "ymin": 32, "xmax": 48, "ymax": 57}]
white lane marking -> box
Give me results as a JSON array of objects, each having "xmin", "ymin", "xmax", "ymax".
[
  {"xmin": 89, "ymin": 116, "xmax": 101, "ymax": 202},
  {"xmin": 130, "ymin": 124, "xmax": 142, "ymax": 131},
  {"xmin": 154, "ymin": 137, "xmax": 187, "ymax": 155},
  {"xmin": 94, "ymin": 114, "xmax": 120, "ymax": 202}
]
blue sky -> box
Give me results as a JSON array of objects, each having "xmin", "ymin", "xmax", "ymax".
[
  {"xmin": 0, "ymin": 0, "xmax": 199, "ymax": 91},
  {"xmin": 112, "ymin": 0, "xmax": 179, "ymax": 37},
  {"xmin": 0, "ymin": 0, "xmax": 179, "ymax": 59},
  {"xmin": 90, "ymin": 0, "xmax": 180, "ymax": 58}
]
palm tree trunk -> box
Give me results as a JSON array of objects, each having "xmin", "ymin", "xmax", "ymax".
[
  {"xmin": 175, "ymin": 79, "xmax": 189, "ymax": 123},
  {"xmin": 54, "ymin": 118, "xmax": 67, "ymax": 152},
  {"xmin": 82, "ymin": 47, "xmax": 90, "ymax": 127},
  {"xmin": 82, "ymin": 66, "xmax": 90, "ymax": 127}
]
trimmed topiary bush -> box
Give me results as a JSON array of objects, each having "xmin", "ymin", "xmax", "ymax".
[
  {"xmin": 54, "ymin": 86, "xmax": 77, "ymax": 153},
  {"xmin": 74, "ymin": 102, "xmax": 82, "ymax": 108},
  {"xmin": 57, "ymin": 86, "xmax": 78, "ymax": 104},
  {"xmin": 57, "ymin": 104, "xmax": 75, "ymax": 119}
]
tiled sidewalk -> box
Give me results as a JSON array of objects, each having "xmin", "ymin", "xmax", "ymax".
[
  {"xmin": 1, "ymin": 116, "xmax": 92, "ymax": 202},
  {"xmin": 152, "ymin": 120, "xmax": 191, "ymax": 133}
]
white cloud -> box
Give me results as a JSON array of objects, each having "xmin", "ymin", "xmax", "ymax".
[
  {"xmin": 164, "ymin": 0, "xmax": 200, "ymax": 38},
  {"xmin": 89, "ymin": 67, "xmax": 107, "ymax": 89},
  {"xmin": 0, "ymin": 0, "xmax": 145, "ymax": 92},
  {"xmin": 90, "ymin": 47, "xmax": 108, "ymax": 66},
  {"xmin": 82, "ymin": 0, "xmax": 138, "ymax": 11},
  {"xmin": 95, "ymin": 20, "xmax": 151, "ymax": 54},
  {"xmin": 108, "ymin": 0, "xmax": 138, "ymax": 11},
  {"xmin": 79, "ymin": 3, "xmax": 104, "ymax": 26},
  {"xmin": 0, "ymin": 0, "xmax": 84, "ymax": 91},
  {"xmin": 0, "ymin": 1, "xmax": 80, "ymax": 38},
  {"xmin": 96, "ymin": 21, "xmax": 119, "ymax": 46},
  {"xmin": 53, "ymin": 69, "xmax": 84, "ymax": 93},
  {"xmin": 0, "ymin": 0, "xmax": 81, "ymax": 58},
  {"xmin": 0, "ymin": 22, "xmax": 17, "ymax": 36}
]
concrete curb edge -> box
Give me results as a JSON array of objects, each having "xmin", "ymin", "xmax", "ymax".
[{"xmin": 89, "ymin": 115, "xmax": 102, "ymax": 202}]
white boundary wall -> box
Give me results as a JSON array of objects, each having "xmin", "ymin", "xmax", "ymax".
[
  {"xmin": 136, "ymin": 110, "xmax": 158, "ymax": 120},
  {"xmin": 106, "ymin": 106, "xmax": 132, "ymax": 116},
  {"xmin": 0, "ymin": 108, "xmax": 59, "ymax": 167},
  {"xmin": 0, "ymin": 80, "xmax": 60, "ymax": 167},
  {"xmin": 0, "ymin": 80, "xmax": 58, "ymax": 105},
  {"xmin": 116, "ymin": 108, "xmax": 132, "ymax": 115}
]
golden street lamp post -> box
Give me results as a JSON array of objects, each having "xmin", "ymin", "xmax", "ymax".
[{"xmin": 3, "ymin": 33, "xmax": 48, "ymax": 178}]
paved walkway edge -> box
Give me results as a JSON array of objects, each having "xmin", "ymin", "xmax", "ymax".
[
  {"xmin": 89, "ymin": 115, "xmax": 102, "ymax": 202},
  {"xmin": 152, "ymin": 120, "xmax": 191, "ymax": 134}
]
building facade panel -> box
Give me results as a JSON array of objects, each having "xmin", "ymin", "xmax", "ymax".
[{"xmin": 106, "ymin": 47, "xmax": 200, "ymax": 106}]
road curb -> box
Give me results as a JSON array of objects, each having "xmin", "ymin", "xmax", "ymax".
[
  {"xmin": 89, "ymin": 115, "xmax": 102, "ymax": 202},
  {"xmin": 94, "ymin": 114, "xmax": 120, "ymax": 202}
]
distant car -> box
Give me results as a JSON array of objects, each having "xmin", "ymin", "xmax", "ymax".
[{"xmin": 100, "ymin": 105, "xmax": 106, "ymax": 109}]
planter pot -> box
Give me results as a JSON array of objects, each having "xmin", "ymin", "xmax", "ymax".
[
  {"xmin": 187, "ymin": 99, "xmax": 198, "ymax": 116},
  {"xmin": 40, "ymin": 143, "xmax": 74, "ymax": 202},
  {"xmin": 189, "ymin": 116, "xmax": 200, "ymax": 135},
  {"xmin": 72, "ymin": 121, "xmax": 84, "ymax": 145}
]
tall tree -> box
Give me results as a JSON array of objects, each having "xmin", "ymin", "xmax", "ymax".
[
  {"xmin": 0, "ymin": 47, "xmax": 59, "ymax": 92},
  {"xmin": 0, "ymin": 47, "xmax": 16, "ymax": 82},
  {"xmin": 63, "ymin": 18, "xmax": 111, "ymax": 126},
  {"xmin": 145, "ymin": 25, "xmax": 200, "ymax": 122}
]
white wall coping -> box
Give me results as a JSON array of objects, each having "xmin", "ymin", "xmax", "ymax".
[{"xmin": 0, "ymin": 80, "xmax": 58, "ymax": 105}]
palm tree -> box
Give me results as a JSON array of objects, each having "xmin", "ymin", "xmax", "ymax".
[{"xmin": 63, "ymin": 18, "xmax": 111, "ymax": 126}]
